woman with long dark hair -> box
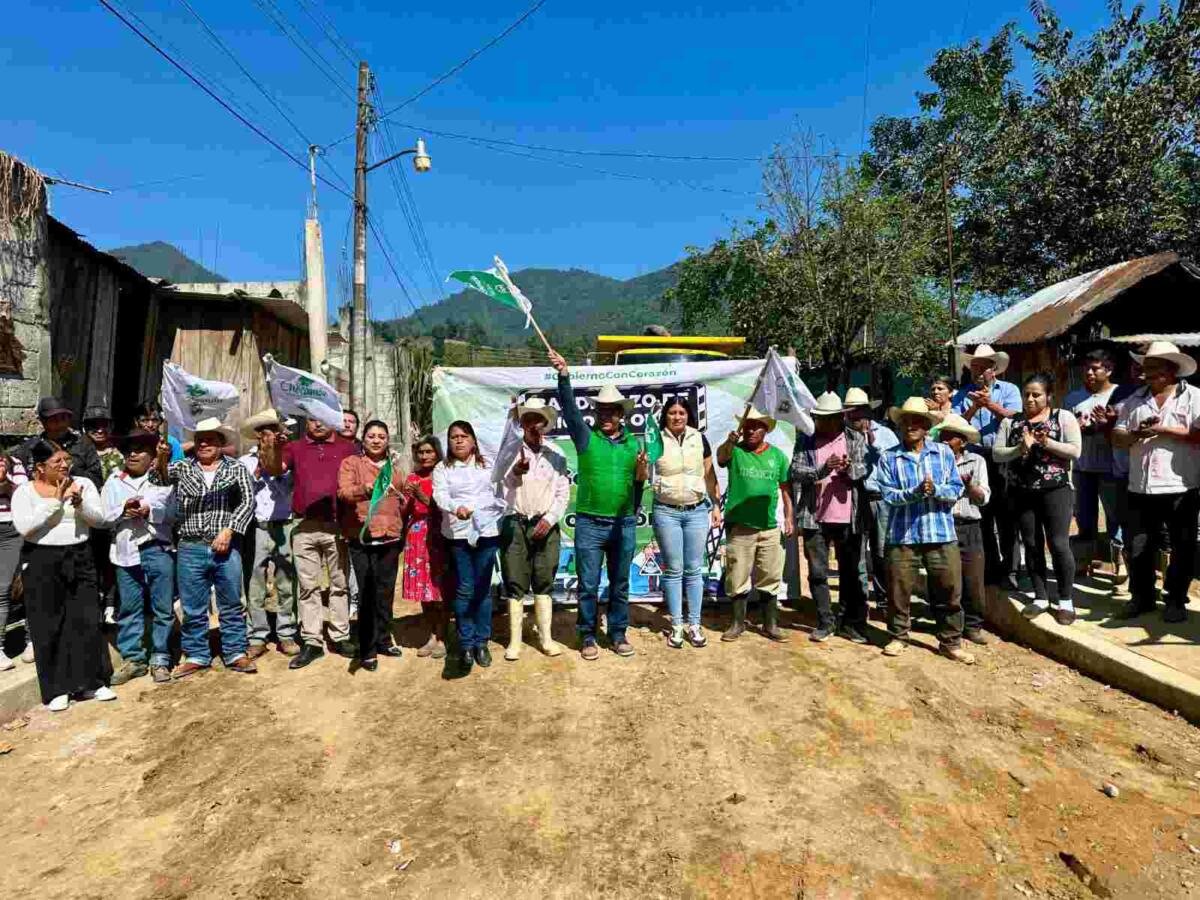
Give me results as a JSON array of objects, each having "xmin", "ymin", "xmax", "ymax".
[
  {"xmin": 12, "ymin": 440, "xmax": 112, "ymax": 711},
  {"xmin": 432, "ymin": 421, "xmax": 505, "ymax": 672},
  {"xmin": 650, "ymin": 398, "xmax": 721, "ymax": 648},
  {"xmin": 401, "ymin": 435, "xmax": 449, "ymax": 659},
  {"xmin": 994, "ymin": 373, "xmax": 1082, "ymax": 623}
]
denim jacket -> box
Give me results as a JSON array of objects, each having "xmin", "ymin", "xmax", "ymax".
[{"xmin": 789, "ymin": 426, "xmax": 868, "ymax": 533}]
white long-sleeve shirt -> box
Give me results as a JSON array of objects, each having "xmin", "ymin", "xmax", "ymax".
[
  {"xmin": 12, "ymin": 478, "xmax": 105, "ymax": 545},
  {"xmin": 100, "ymin": 470, "xmax": 175, "ymax": 567},
  {"xmin": 499, "ymin": 440, "xmax": 571, "ymax": 525},
  {"xmin": 431, "ymin": 459, "xmax": 506, "ymax": 542}
]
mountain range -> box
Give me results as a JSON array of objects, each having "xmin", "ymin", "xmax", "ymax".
[{"xmin": 108, "ymin": 241, "xmax": 225, "ymax": 283}]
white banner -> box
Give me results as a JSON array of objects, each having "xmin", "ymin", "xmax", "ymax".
[
  {"xmin": 264, "ymin": 357, "xmax": 343, "ymax": 431},
  {"xmin": 160, "ymin": 361, "xmax": 239, "ymax": 439}
]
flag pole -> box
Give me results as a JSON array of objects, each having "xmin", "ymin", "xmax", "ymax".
[
  {"xmin": 528, "ymin": 313, "xmax": 555, "ymax": 354},
  {"xmin": 738, "ymin": 346, "xmax": 777, "ymax": 429}
]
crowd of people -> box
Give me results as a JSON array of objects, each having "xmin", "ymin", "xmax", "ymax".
[{"xmin": 0, "ymin": 338, "xmax": 1195, "ymax": 712}]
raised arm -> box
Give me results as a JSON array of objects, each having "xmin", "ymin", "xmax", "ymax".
[{"xmin": 549, "ymin": 350, "xmax": 590, "ymax": 454}]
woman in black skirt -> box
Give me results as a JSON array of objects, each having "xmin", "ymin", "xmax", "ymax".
[{"xmin": 11, "ymin": 440, "xmax": 113, "ymax": 711}]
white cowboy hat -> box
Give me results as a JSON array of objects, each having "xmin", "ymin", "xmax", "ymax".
[
  {"xmin": 811, "ymin": 391, "xmax": 845, "ymax": 416},
  {"xmin": 736, "ymin": 405, "xmax": 777, "ymax": 433},
  {"xmin": 843, "ymin": 387, "xmax": 880, "ymax": 409},
  {"xmin": 240, "ymin": 408, "xmax": 284, "ymax": 439},
  {"xmin": 935, "ymin": 413, "xmax": 980, "ymax": 444},
  {"xmin": 185, "ymin": 416, "xmax": 236, "ymax": 444},
  {"xmin": 1131, "ymin": 341, "xmax": 1197, "ymax": 379},
  {"xmin": 593, "ymin": 383, "xmax": 635, "ymax": 413},
  {"xmin": 516, "ymin": 397, "xmax": 555, "ymax": 429},
  {"xmin": 888, "ymin": 396, "xmax": 939, "ymax": 427},
  {"xmin": 963, "ymin": 343, "xmax": 1010, "ymax": 375}
]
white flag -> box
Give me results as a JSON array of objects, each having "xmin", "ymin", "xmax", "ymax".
[
  {"xmin": 752, "ymin": 348, "xmax": 817, "ymax": 436},
  {"xmin": 491, "ymin": 256, "xmax": 534, "ymax": 328},
  {"xmin": 160, "ymin": 361, "xmax": 239, "ymax": 439},
  {"xmin": 264, "ymin": 357, "xmax": 344, "ymax": 431},
  {"xmin": 490, "ymin": 397, "xmax": 525, "ymax": 486}
]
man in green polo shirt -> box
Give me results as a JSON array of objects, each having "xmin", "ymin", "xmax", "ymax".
[
  {"xmin": 550, "ymin": 350, "xmax": 649, "ymax": 660},
  {"xmin": 717, "ymin": 406, "xmax": 794, "ymax": 642}
]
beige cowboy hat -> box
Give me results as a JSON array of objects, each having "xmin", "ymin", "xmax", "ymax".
[
  {"xmin": 516, "ymin": 397, "xmax": 555, "ymax": 429},
  {"xmin": 593, "ymin": 383, "xmax": 635, "ymax": 413},
  {"xmin": 1131, "ymin": 340, "xmax": 1197, "ymax": 378},
  {"xmin": 843, "ymin": 387, "xmax": 881, "ymax": 410},
  {"xmin": 811, "ymin": 391, "xmax": 845, "ymax": 417},
  {"xmin": 888, "ymin": 396, "xmax": 939, "ymax": 427},
  {"xmin": 963, "ymin": 343, "xmax": 1010, "ymax": 375},
  {"xmin": 936, "ymin": 413, "xmax": 980, "ymax": 444},
  {"xmin": 185, "ymin": 416, "xmax": 236, "ymax": 444},
  {"xmin": 736, "ymin": 405, "xmax": 777, "ymax": 433},
  {"xmin": 240, "ymin": 408, "xmax": 285, "ymax": 439}
]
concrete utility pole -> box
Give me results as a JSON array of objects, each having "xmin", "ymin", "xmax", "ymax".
[
  {"xmin": 350, "ymin": 60, "xmax": 371, "ymax": 412},
  {"xmin": 305, "ymin": 145, "xmax": 329, "ymax": 375},
  {"xmin": 941, "ymin": 158, "xmax": 958, "ymax": 376}
]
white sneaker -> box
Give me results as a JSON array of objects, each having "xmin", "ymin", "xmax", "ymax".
[
  {"xmin": 20, "ymin": 642, "xmax": 33, "ymax": 664},
  {"xmin": 47, "ymin": 694, "xmax": 69, "ymax": 712},
  {"xmin": 103, "ymin": 606, "xmax": 116, "ymax": 626},
  {"xmin": 0, "ymin": 651, "xmax": 13, "ymax": 671},
  {"xmin": 80, "ymin": 686, "xmax": 117, "ymax": 702}
]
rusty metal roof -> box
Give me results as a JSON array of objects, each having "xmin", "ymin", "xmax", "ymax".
[
  {"xmin": 956, "ymin": 252, "xmax": 1191, "ymax": 347},
  {"xmin": 1110, "ymin": 333, "xmax": 1200, "ymax": 347}
]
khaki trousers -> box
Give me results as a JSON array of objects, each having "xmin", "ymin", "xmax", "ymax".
[
  {"xmin": 724, "ymin": 524, "xmax": 783, "ymax": 597},
  {"xmin": 292, "ymin": 518, "xmax": 350, "ymax": 647}
]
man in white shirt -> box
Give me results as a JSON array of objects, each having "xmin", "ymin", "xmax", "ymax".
[
  {"xmin": 1113, "ymin": 342, "xmax": 1200, "ymax": 623},
  {"xmin": 498, "ymin": 400, "xmax": 570, "ymax": 661},
  {"xmin": 238, "ymin": 410, "xmax": 300, "ymax": 659},
  {"xmin": 101, "ymin": 430, "xmax": 176, "ymax": 685}
]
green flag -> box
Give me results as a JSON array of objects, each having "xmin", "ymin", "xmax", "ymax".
[
  {"xmin": 447, "ymin": 266, "xmax": 533, "ymax": 326},
  {"xmin": 360, "ymin": 456, "xmax": 394, "ymax": 541},
  {"xmin": 643, "ymin": 404, "xmax": 664, "ymax": 464}
]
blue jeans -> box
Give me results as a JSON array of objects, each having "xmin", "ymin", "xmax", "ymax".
[
  {"xmin": 574, "ymin": 513, "xmax": 637, "ymax": 642},
  {"xmin": 177, "ymin": 541, "xmax": 248, "ymax": 666},
  {"xmin": 652, "ymin": 501, "xmax": 709, "ymax": 626},
  {"xmin": 114, "ymin": 544, "xmax": 176, "ymax": 668},
  {"xmin": 1073, "ymin": 469, "xmax": 1123, "ymax": 548},
  {"xmin": 450, "ymin": 536, "xmax": 499, "ymax": 651}
]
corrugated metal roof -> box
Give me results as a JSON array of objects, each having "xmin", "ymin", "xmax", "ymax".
[
  {"xmin": 1110, "ymin": 333, "xmax": 1200, "ymax": 347},
  {"xmin": 956, "ymin": 252, "xmax": 1189, "ymax": 347}
]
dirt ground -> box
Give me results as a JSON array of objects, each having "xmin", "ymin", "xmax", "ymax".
[{"xmin": 2, "ymin": 598, "xmax": 1200, "ymax": 900}]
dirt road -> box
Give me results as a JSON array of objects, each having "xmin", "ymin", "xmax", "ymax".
[{"xmin": 2, "ymin": 600, "xmax": 1199, "ymax": 899}]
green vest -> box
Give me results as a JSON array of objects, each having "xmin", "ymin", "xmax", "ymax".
[{"xmin": 576, "ymin": 429, "xmax": 640, "ymax": 518}]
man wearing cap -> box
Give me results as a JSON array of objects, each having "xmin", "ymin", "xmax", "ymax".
[
  {"xmin": 497, "ymin": 398, "xmax": 570, "ymax": 661},
  {"xmin": 952, "ymin": 344, "xmax": 1022, "ymax": 586},
  {"xmin": 549, "ymin": 350, "xmax": 649, "ymax": 660},
  {"xmin": 14, "ymin": 396, "xmax": 104, "ymax": 490},
  {"xmin": 937, "ymin": 414, "xmax": 992, "ymax": 645},
  {"xmin": 1113, "ymin": 341, "xmax": 1200, "ymax": 623},
  {"xmin": 238, "ymin": 410, "xmax": 300, "ymax": 659},
  {"xmin": 789, "ymin": 392, "xmax": 869, "ymax": 643},
  {"xmin": 101, "ymin": 430, "xmax": 176, "ymax": 685},
  {"xmin": 718, "ymin": 406, "xmax": 794, "ymax": 642},
  {"xmin": 876, "ymin": 397, "xmax": 973, "ymax": 663},
  {"xmin": 845, "ymin": 386, "xmax": 899, "ymax": 610},
  {"xmin": 154, "ymin": 417, "xmax": 257, "ymax": 678}
]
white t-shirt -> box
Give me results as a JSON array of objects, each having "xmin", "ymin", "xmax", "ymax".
[
  {"xmin": 201, "ymin": 468, "xmax": 218, "ymax": 488},
  {"xmin": 1116, "ymin": 383, "xmax": 1200, "ymax": 494}
]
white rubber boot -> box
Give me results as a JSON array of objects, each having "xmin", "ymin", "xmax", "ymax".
[
  {"xmin": 504, "ymin": 598, "xmax": 524, "ymax": 661},
  {"xmin": 534, "ymin": 594, "xmax": 561, "ymax": 657}
]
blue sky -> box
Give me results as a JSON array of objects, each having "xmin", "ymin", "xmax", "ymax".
[{"xmin": 3, "ymin": 0, "xmax": 1108, "ymax": 322}]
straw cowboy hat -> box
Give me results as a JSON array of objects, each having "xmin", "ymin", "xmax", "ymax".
[
  {"xmin": 241, "ymin": 408, "xmax": 285, "ymax": 439},
  {"xmin": 888, "ymin": 396, "xmax": 939, "ymax": 427},
  {"xmin": 516, "ymin": 397, "xmax": 555, "ymax": 429},
  {"xmin": 736, "ymin": 405, "xmax": 777, "ymax": 433},
  {"xmin": 843, "ymin": 387, "xmax": 881, "ymax": 410},
  {"xmin": 593, "ymin": 383, "xmax": 635, "ymax": 413},
  {"xmin": 963, "ymin": 343, "xmax": 1010, "ymax": 375},
  {"xmin": 936, "ymin": 413, "xmax": 980, "ymax": 444},
  {"xmin": 811, "ymin": 391, "xmax": 845, "ymax": 417},
  {"xmin": 1131, "ymin": 340, "xmax": 1197, "ymax": 379},
  {"xmin": 185, "ymin": 416, "xmax": 236, "ymax": 444}
]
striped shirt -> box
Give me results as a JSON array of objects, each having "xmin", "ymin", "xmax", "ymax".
[
  {"xmin": 156, "ymin": 456, "xmax": 255, "ymax": 542},
  {"xmin": 877, "ymin": 441, "xmax": 963, "ymax": 545}
]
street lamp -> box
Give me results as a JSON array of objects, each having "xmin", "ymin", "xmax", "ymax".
[{"xmin": 365, "ymin": 137, "xmax": 432, "ymax": 174}]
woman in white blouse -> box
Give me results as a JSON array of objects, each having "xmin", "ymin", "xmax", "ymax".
[
  {"xmin": 432, "ymin": 420, "xmax": 505, "ymax": 672},
  {"xmin": 12, "ymin": 440, "xmax": 113, "ymax": 711}
]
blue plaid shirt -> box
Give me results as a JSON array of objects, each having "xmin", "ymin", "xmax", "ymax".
[{"xmin": 877, "ymin": 441, "xmax": 963, "ymax": 545}]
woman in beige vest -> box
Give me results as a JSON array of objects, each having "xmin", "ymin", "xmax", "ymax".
[{"xmin": 651, "ymin": 398, "xmax": 722, "ymax": 648}]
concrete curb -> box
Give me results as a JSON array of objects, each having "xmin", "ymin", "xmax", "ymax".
[
  {"xmin": 0, "ymin": 664, "xmax": 40, "ymax": 724},
  {"xmin": 984, "ymin": 586, "xmax": 1200, "ymax": 724}
]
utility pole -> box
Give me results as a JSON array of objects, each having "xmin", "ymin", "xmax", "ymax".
[
  {"xmin": 350, "ymin": 60, "xmax": 371, "ymax": 412},
  {"xmin": 941, "ymin": 157, "xmax": 958, "ymax": 376},
  {"xmin": 304, "ymin": 144, "xmax": 329, "ymax": 375}
]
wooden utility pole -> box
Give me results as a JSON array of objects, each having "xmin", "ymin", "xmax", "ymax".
[
  {"xmin": 350, "ymin": 61, "xmax": 371, "ymax": 412},
  {"xmin": 941, "ymin": 159, "xmax": 958, "ymax": 375}
]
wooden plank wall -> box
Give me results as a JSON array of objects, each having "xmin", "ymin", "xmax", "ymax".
[{"xmin": 45, "ymin": 235, "xmax": 117, "ymax": 416}]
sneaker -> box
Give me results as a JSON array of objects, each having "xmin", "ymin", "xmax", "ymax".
[
  {"xmin": 666, "ymin": 625, "xmax": 685, "ymax": 649},
  {"xmin": 91, "ymin": 686, "xmax": 118, "ymax": 701},
  {"xmin": 1053, "ymin": 607, "xmax": 1077, "ymax": 626},
  {"xmin": 151, "ymin": 666, "xmax": 171, "ymax": 684},
  {"xmin": 1021, "ymin": 600, "xmax": 1050, "ymax": 619},
  {"xmin": 1163, "ymin": 605, "xmax": 1187, "ymax": 624},
  {"xmin": 963, "ymin": 628, "xmax": 991, "ymax": 646},
  {"xmin": 20, "ymin": 642, "xmax": 33, "ymax": 664},
  {"xmin": 939, "ymin": 645, "xmax": 976, "ymax": 665},
  {"xmin": 110, "ymin": 660, "xmax": 148, "ymax": 685},
  {"xmin": 613, "ymin": 638, "xmax": 635, "ymax": 657},
  {"xmin": 580, "ymin": 639, "xmax": 600, "ymax": 661},
  {"xmin": 810, "ymin": 626, "xmax": 834, "ymax": 643},
  {"xmin": 47, "ymin": 694, "xmax": 69, "ymax": 712},
  {"xmin": 839, "ymin": 624, "xmax": 869, "ymax": 645},
  {"xmin": 0, "ymin": 651, "xmax": 13, "ymax": 672},
  {"xmin": 103, "ymin": 606, "xmax": 116, "ymax": 626},
  {"xmin": 882, "ymin": 639, "xmax": 907, "ymax": 657},
  {"xmin": 687, "ymin": 625, "xmax": 707, "ymax": 648}
]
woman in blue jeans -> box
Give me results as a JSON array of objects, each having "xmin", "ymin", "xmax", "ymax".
[
  {"xmin": 432, "ymin": 421, "xmax": 506, "ymax": 672},
  {"xmin": 650, "ymin": 399, "xmax": 722, "ymax": 648}
]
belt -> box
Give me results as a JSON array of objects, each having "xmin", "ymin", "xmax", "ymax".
[
  {"xmin": 509, "ymin": 513, "xmax": 551, "ymax": 525},
  {"xmin": 655, "ymin": 498, "xmax": 708, "ymax": 512},
  {"xmin": 256, "ymin": 519, "xmax": 292, "ymax": 527}
]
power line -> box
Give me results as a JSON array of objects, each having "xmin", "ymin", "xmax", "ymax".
[
  {"xmin": 324, "ymin": 0, "xmax": 547, "ymax": 150},
  {"xmin": 250, "ymin": 0, "xmax": 355, "ymax": 102},
  {"xmin": 97, "ymin": 0, "xmax": 353, "ymax": 200},
  {"xmin": 367, "ymin": 213, "xmax": 432, "ymax": 329},
  {"xmin": 292, "ymin": 0, "xmax": 358, "ymax": 66}
]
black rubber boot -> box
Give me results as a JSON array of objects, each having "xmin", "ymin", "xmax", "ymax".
[
  {"xmin": 721, "ymin": 595, "xmax": 749, "ymax": 641},
  {"xmin": 761, "ymin": 592, "xmax": 786, "ymax": 642}
]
